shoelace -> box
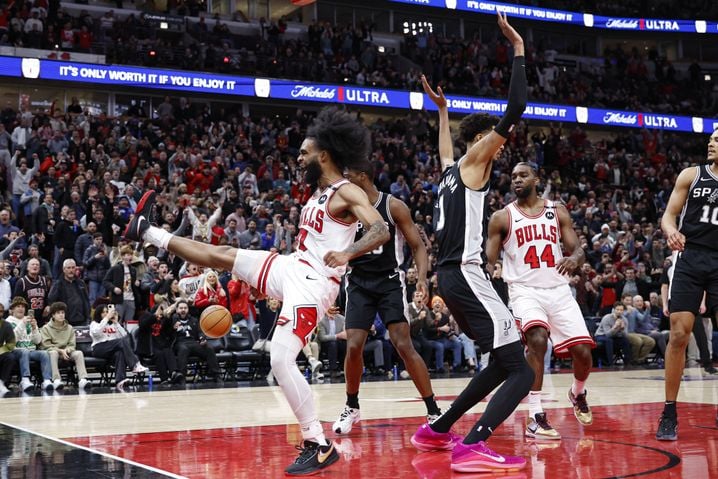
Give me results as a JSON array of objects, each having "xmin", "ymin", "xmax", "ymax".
[
  {"xmin": 535, "ymin": 414, "xmax": 553, "ymax": 430},
  {"xmin": 339, "ymin": 408, "xmax": 354, "ymax": 419},
  {"xmin": 293, "ymin": 443, "xmax": 318, "ymax": 464},
  {"xmin": 574, "ymin": 393, "xmax": 590, "ymax": 413}
]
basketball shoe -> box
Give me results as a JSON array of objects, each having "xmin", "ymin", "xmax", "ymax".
[
  {"xmin": 332, "ymin": 406, "xmax": 360, "ymax": 434},
  {"xmin": 450, "ymin": 441, "xmax": 527, "ymax": 473},
  {"xmin": 123, "ymin": 190, "xmax": 156, "ymax": 241},
  {"xmin": 284, "ymin": 440, "xmax": 339, "ymax": 476},
  {"xmin": 655, "ymin": 414, "xmax": 678, "ymax": 441},
  {"xmin": 410, "ymin": 424, "xmax": 462, "ymax": 451},
  {"xmin": 568, "ymin": 388, "xmax": 593, "ymax": 425},
  {"xmin": 525, "ymin": 412, "xmax": 561, "ymax": 440}
]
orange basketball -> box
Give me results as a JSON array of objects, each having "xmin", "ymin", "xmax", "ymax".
[{"xmin": 199, "ymin": 305, "xmax": 232, "ymax": 338}]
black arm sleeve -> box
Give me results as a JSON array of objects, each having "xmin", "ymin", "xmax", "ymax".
[{"xmin": 494, "ymin": 55, "xmax": 527, "ymax": 138}]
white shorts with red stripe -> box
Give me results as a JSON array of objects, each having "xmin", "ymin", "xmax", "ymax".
[
  {"xmin": 508, "ymin": 282, "xmax": 595, "ymax": 355},
  {"xmin": 232, "ymin": 250, "xmax": 340, "ymax": 345}
]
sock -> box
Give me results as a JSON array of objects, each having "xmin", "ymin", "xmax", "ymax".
[
  {"xmin": 528, "ymin": 391, "xmax": 543, "ymax": 419},
  {"xmin": 663, "ymin": 401, "xmax": 677, "ymax": 418},
  {"xmin": 464, "ymin": 424, "xmax": 493, "ymax": 443},
  {"xmin": 571, "ymin": 378, "xmax": 586, "ymax": 397},
  {"xmin": 423, "ymin": 394, "xmax": 441, "ymax": 416},
  {"xmin": 311, "ymin": 432, "xmax": 328, "ymax": 446},
  {"xmin": 346, "ymin": 392, "xmax": 359, "ymax": 409},
  {"xmin": 144, "ymin": 226, "xmax": 172, "ymax": 250}
]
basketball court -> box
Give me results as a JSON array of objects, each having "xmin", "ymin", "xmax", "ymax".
[{"xmin": 0, "ymin": 367, "xmax": 715, "ymax": 478}]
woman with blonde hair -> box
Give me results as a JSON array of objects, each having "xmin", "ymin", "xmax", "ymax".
[{"xmin": 193, "ymin": 269, "xmax": 228, "ymax": 311}]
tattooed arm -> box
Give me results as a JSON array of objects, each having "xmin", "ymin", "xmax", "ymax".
[{"xmin": 324, "ymin": 182, "xmax": 389, "ymax": 268}]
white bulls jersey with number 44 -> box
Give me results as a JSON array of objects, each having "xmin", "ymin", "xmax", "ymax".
[
  {"xmin": 295, "ymin": 179, "xmax": 357, "ymax": 280},
  {"xmin": 501, "ymin": 199, "xmax": 568, "ymax": 288}
]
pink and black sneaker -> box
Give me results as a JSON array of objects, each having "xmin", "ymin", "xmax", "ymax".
[
  {"xmin": 451, "ymin": 441, "xmax": 526, "ymax": 473},
  {"xmin": 410, "ymin": 424, "xmax": 463, "ymax": 451}
]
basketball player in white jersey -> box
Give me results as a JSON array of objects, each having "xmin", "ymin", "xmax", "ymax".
[
  {"xmin": 486, "ymin": 162, "xmax": 595, "ymax": 440},
  {"xmin": 123, "ymin": 108, "xmax": 390, "ymax": 476}
]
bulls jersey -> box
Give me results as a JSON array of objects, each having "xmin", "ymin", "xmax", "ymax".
[
  {"xmin": 14, "ymin": 275, "xmax": 49, "ymax": 324},
  {"xmin": 296, "ymin": 179, "xmax": 357, "ymax": 280},
  {"xmin": 349, "ymin": 192, "xmax": 404, "ymax": 276},
  {"xmin": 435, "ymin": 158, "xmax": 491, "ymax": 267},
  {"xmin": 501, "ymin": 200, "xmax": 567, "ymax": 288},
  {"xmin": 678, "ymin": 164, "xmax": 718, "ymax": 250}
]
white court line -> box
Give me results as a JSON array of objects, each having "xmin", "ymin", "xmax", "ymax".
[{"xmin": 0, "ymin": 421, "xmax": 187, "ymax": 479}]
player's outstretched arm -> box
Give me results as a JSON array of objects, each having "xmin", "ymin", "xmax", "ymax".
[
  {"xmin": 485, "ymin": 208, "xmax": 509, "ymax": 276},
  {"xmin": 421, "ymin": 75, "xmax": 454, "ymax": 171},
  {"xmin": 324, "ymin": 183, "xmax": 390, "ymax": 267},
  {"xmin": 661, "ymin": 166, "xmax": 698, "ymax": 252},
  {"xmin": 555, "ymin": 203, "xmax": 585, "ymax": 275},
  {"xmin": 390, "ymin": 197, "xmax": 429, "ymax": 298},
  {"xmin": 462, "ymin": 12, "xmax": 526, "ymax": 183}
]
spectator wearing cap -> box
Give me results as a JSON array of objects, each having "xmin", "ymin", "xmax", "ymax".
[
  {"xmin": 424, "ymin": 296, "xmax": 462, "ymax": 373},
  {"xmin": 103, "ymin": 245, "xmax": 141, "ymax": 325},
  {"xmin": 83, "ymin": 233, "xmax": 110, "ymax": 305},
  {"xmin": 48, "ymin": 259, "xmax": 90, "ymax": 326},
  {"xmin": 591, "ymin": 223, "xmax": 616, "ymax": 250},
  {"xmin": 40, "ymin": 302, "xmax": 90, "ymax": 389},
  {"xmin": 6, "ymin": 296, "xmax": 53, "ymax": 391}
]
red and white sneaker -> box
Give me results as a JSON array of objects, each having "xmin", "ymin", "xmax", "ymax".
[
  {"xmin": 451, "ymin": 441, "xmax": 526, "ymax": 473},
  {"xmin": 410, "ymin": 424, "xmax": 463, "ymax": 451},
  {"xmin": 123, "ymin": 190, "xmax": 155, "ymax": 241}
]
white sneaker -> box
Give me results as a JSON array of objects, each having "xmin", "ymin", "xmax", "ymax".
[
  {"xmin": 52, "ymin": 379, "xmax": 64, "ymax": 390},
  {"xmin": 309, "ymin": 357, "xmax": 323, "ymax": 374},
  {"xmin": 0, "ymin": 380, "xmax": 9, "ymax": 395},
  {"xmin": 332, "ymin": 406, "xmax": 360, "ymax": 434},
  {"xmin": 266, "ymin": 370, "xmax": 275, "ymax": 384},
  {"xmin": 20, "ymin": 377, "xmax": 34, "ymax": 391},
  {"xmin": 78, "ymin": 378, "xmax": 90, "ymax": 389},
  {"xmin": 132, "ymin": 363, "xmax": 148, "ymax": 374},
  {"xmin": 43, "ymin": 379, "xmax": 54, "ymax": 390},
  {"xmin": 116, "ymin": 378, "xmax": 131, "ymax": 390}
]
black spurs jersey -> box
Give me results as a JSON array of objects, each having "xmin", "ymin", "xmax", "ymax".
[
  {"xmin": 678, "ymin": 164, "xmax": 718, "ymax": 250},
  {"xmin": 349, "ymin": 192, "xmax": 405, "ymax": 276},
  {"xmin": 434, "ymin": 158, "xmax": 492, "ymax": 267}
]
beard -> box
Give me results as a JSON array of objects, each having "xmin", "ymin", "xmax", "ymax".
[
  {"xmin": 514, "ymin": 185, "xmax": 534, "ymax": 199},
  {"xmin": 304, "ymin": 160, "xmax": 323, "ymax": 189}
]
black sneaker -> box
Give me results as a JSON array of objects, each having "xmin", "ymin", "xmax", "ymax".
[
  {"xmin": 123, "ymin": 190, "xmax": 156, "ymax": 241},
  {"xmin": 284, "ymin": 440, "xmax": 339, "ymax": 476},
  {"xmin": 655, "ymin": 414, "xmax": 678, "ymax": 441},
  {"xmin": 702, "ymin": 366, "xmax": 718, "ymax": 376}
]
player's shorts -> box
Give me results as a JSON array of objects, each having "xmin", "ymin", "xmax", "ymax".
[
  {"xmin": 343, "ymin": 271, "xmax": 408, "ymax": 330},
  {"xmin": 509, "ymin": 282, "xmax": 595, "ymax": 355},
  {"xmin": 669, "ymin": 247, "xmax": 718, "ymax": 316},
  {"xmin": 437, "ymin": 264, "xmax": 520, "ymax": 353},
  {"xmin": 232, "ymin": 250, "xmax": 339, "ymax": 346}
]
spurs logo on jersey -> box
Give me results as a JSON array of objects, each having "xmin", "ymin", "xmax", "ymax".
[
  {"xmin": 296, "ymin": 179, "xmax": 357, "ymax": 279},
  {"xmin": 501, "ymin": 200, "xmax": 567, "ymax": 288},
  {"xmin": 680, "ymin": 165, "xmax": 718, "ymax": 249}
]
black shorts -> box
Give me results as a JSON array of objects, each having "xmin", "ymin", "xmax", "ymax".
[
  {"xmin": 669, "ymin": 247, "xmax": 718, "ymax": 315},
  {"xmin": 437, "ymin": 264, "xmax": 521, "ymax": 353},
  {"xmin": 344, "ymin": 272, "xmax": 408, "ymax": 331}
]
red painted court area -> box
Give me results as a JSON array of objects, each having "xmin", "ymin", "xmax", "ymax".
[{"xmin": 69, "ymin": 403, "xmax": 718, "ymax": 478}]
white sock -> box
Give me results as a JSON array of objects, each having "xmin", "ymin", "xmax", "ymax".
[
  {"xmin": 528, "ymin": 391, "xmax": 543, "ymax": 419},
  {"xmin": 144, "ymin": 226, "xmax": 172, "ymax": 250},
  {"xmin": 571, "ymin": 378, "xmax": 586, "ymax": 397}
]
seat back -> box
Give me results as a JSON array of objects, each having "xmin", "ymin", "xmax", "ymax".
[{"xmin": 226, "ymin": 326, "xmax": 252, "ymax": 352}]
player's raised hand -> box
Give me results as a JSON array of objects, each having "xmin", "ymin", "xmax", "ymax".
[
  {"xmin": 421, "ymin": 75, "xmax": 447, "ymax": 110},
  {"xmin": 497, "ymin": 11, "xmax": 524, "ymax": 48}
]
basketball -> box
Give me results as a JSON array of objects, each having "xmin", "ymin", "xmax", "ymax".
[{"xmin": 199, "ymin": 305, "xmax": 232, "ymax": 339}]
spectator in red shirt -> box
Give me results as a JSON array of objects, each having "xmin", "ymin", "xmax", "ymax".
[{"xmin": 193, "ymin": 270, "xmax": 228, "ymax": 311}]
